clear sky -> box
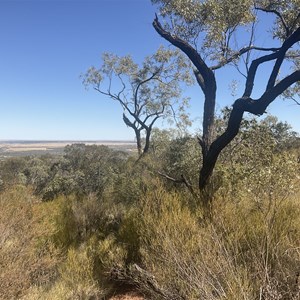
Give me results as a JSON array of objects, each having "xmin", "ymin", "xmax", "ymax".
[{"xmin": 0, "ymin": 0, "xmax": 299, "ymax": 141}]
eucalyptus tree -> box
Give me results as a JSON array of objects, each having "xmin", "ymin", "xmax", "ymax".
[
  {"xmin": 152, "ymin": 0, "xmax": 300, "ymax": 202},
  {"xmin": 83, "ymin": 47, "xmax": 193, "ymax": 156}
]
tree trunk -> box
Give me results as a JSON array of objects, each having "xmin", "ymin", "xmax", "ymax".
[
  {"xmin": 143, "ymin": 128, "xmax": 151, "ymax": 154},
  {"xmin": 153, "ymin": 16, "xmax": 300, "ymax": 207},
  {"xmin": 136, "ymin": 130, "xmax": 142, "ymax": 156}
]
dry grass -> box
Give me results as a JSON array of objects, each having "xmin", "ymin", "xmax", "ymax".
[
  {"xmin": 129, "ymin": 186, "xmax": 300, "ymax": 299},
  {"xmin": 1, "ymin": 179, "xmax": 299, "ymax": 299},
  {"xmin": 0, "ymin": 186, "xmax": 61, "ymax": 299}
]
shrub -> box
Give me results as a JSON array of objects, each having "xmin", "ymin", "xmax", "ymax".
[
  {"xmin": 139, "ymin": 188, "xmax": 254, "ymax": 299},
  {"xmin": 129, "ymin": 185, "xmax": 300, "ymax": 299},
  {"xmin": 0, "ymin": 186, "xmax": 61, "ymax": 299},
  {"xmin": 213, "ymin": 188, "xmax": 300, "ymax": 300}
]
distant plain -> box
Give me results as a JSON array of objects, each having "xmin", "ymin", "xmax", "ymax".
[{"xmin": 0, "ymin": 140, "xmax": 136, "ymax": 158}]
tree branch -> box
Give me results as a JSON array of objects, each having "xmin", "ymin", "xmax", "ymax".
[
  {"xmin": 117, "ymin": 73, "xmax": 126, "ymax": 99},
  {"xmin": 94, "ymin": 87, "xmax": 135, "ymax": 117},
  {"xmin": 110, "ymin": 264, "xmax": 172, "ymax": 300},
  {"xmin": 153, "ymin": 15, "xmax": 215, "ymax": 98},
  {"xmin": 134, "ymin": 68, "xmax": 162, "ymax": 114},
  {"xmin": 290, "ymin": 97, "xmax": 300, "ymax": 105},
  {"xmin": 193, "ymin": 69, "xmax": 205, "ymax": 91},
  {"xmin": 153, "ymin": 15, "xmax": 217, "ymax": 155},
  {"xmin": 260, "ymin": 70, "xmax": 300, "ymax": 109},
  {"xmin": 157, "ymin": 171, "xmax": 196, "ymax": 196},
  {"xmin": 243, "ymin": 27, "xmax": 300, "ymax": 97},
  {"xmin": 266, "ymin": 27, "xmax": 300, "ymax": 90},
  {"xmin": 210, "ymin": 46, "xmax": 280, "ymax": 71},
  {"xmin": 255, "ymin": 6, "xmax": 290, "ymax": 37},
  {"xmin": 200, "ymin": 69, "xmax": 300, "ymax": 189}
]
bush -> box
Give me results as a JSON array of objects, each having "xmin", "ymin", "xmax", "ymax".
[
  {"xmin": 133, "ymin": 187, "xmax": 254, "ymax": 299},
  {"xmin": 122, "ymin": 183, "xmax": 300, "ymax": 299},
  {"xmin": 1, "ymin": 125, "xmax": 299, "ymax": 299},
  {"xmin": 0, "ymin": 186, "xmax": 61, "ymax": 299}
]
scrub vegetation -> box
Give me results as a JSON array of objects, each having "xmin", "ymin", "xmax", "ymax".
[
  {"xmin": 0, "ymin": 115, "xmax": 299, "ymax": 299},
  {"xmin": 1, "ymin": 0, "xmax": 300, "ymax": 299}
]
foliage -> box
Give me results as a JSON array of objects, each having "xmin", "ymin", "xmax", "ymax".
[
  {"xmin": 126, "ymin": 183, "xmax": 300, "ymax": 299},
  {"xmin": 212, "ymin": 112, "xmax": 299, "ymax": 197},
  {"xmin": 1, "ymin": 116, "xmax": 299, "ymax": 299},
  {"xmin": 0, "ymin": 144, "xmax": 128, "ymax": 200},
  {"xmin": 152, "ymin": 0, "xmax": 255, "ymax": 58},
  {"xmin": 151, "ymin": 130, "xmax": 202, "ymax": 190},
  {"xmin": 152, "ymin": 0, "xmax": 300, "ymax": 197},
  {"xmin": 152, "ymin": 0, "xmax": 300, "ymax": 64},
  {"xmin": 0, "ymin": 186, "xmax": 61, "ymax": 299},
  {"xmin": 0, "ymin": 157, "xmax": 28, "ymax": 188},
  {"xmin": 82, "ymin": 46, "xmax": 194, "ymax": 155},
  {"xmin": 136, "ymin": 187, "xmax": 255, "ymax": 299}
]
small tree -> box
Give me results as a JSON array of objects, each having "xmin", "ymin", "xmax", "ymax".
[
  {"xmin": 152, "ymin": 0, "xmax": 300, "ymax": 203},
  {"xmin": 83, "ymin": 47, "xmax": 193, "ymax": 156}
]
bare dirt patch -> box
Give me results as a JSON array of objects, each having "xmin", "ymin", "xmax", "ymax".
[{"xmin": 109, "ymin": 292, "xmax": 145, "ymax": 300}]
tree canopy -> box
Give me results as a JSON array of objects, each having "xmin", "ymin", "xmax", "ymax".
[
  {"xmin": 152, "ymin": 0, "xmax": 300, "ymax": 201},
  {"xmin": 83, "ymin": 46, "xmax": 193, "ymax": 155}
]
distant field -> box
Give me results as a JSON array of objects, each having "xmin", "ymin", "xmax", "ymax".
[{"xmin": 0, "ymin": 140, "xmax": 136, "ymax": 158}]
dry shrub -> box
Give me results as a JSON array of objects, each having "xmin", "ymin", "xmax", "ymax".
[
  {"xmin": 15, "ymin": 193, "xmax": 124, "ymax": 300},
  {"xmin": 42, "ymin": 235, "xmax": 127, "ymax": 299},
  {"xmin": 27, "ymin": 194, "xmax": 127, "ymax": 299},
  {"xmin": 39, "ymin": 242, "xmax": 108, "ymax": 300},
  {"xmin": 0, "ymin": 186, "xmax": 61, "ymax": 299},
  {"xmin": 44, "ymin": 192, "xmax": 124, "ymax": 251},
  {"xmin": 134, "ymin": 187, "xmax": 254, "ymax": 299},
  {"xmin": 128, "ymin": 184, "xmax": 300, "ymax": 300},
  {"xmin": 213, "ymin": 189, "xmax": 300, "ymax": 300}
]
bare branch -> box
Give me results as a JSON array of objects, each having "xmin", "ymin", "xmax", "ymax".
[
  {"xmin": 243, "ymin": 26, "xmax": 300, "ymax": 97},
  {"xmin": 255, "ymin": 6, "xmax": 290, "ymax": 37},
  {"xmin": 94, "ymin": 86, "xmax": 136, "ymax": 118},
  {"xmin": 117, "ymin": 73, "xmax": 126, "ymax": 99},
  {"xmin": 243, "ymin": 52, "xmax": 279, "ymax": 97},
  {"xmin": 122, "ymin": 113, "xmax": 135, "ymax": 129},
  {"xmin": 157, "ymin": 171, "xmax": 196, "ymax": 196},
  {"xmin": 290, "ymin": 97, "xmax": 300, "ymax": 105},
  {"xmin": 134, "ymin": 67, "xmax": 162, "ymax": 114},
  {"xmin": 211, "ymin": 45, "xmax": 280, "ymax": 71},
  {"xmin": 261, "ymin": 70, "xmax": 300, "ymax": 109},
  {"xmin": 153, "ymin": 15, "xmax": 216, "ymax": 98},
  {"xmin": 267, "ymin": 27, "xmax": 300, "ymax": 90},
  {"xmin": 245, "ymin": 19, "xmax": 256, "ymax": 73}
]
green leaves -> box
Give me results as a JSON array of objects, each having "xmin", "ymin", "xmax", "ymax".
[
  {"xmin": 152, "ymin": 0, "xmax": 255, "ymax": 62},
  {"xmin": 215, "ymin": 112, "xmax": 299, "ymax": 200},
  {"xmin": 152, "ymin": 0, "xmax": 299, "ymax": 66},
  {"xmin": 256, "ymin": 0, "xmax": 300, "ymax": 38},
  {"xmin": 83, "ymin": 46, "xmax": 194, "ymax": 154}
]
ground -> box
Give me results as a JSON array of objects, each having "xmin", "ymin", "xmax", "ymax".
[{"xmin": 109, "ymin": 291, "xmax": 145, "ymax": 300}]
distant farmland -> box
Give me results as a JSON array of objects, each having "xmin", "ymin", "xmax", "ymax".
[{"xmin": 0, "ymin": 140, "xmax": 136, "ymax": 158}]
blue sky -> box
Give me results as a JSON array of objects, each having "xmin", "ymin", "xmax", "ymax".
[{"xmin": 0, "ymin": 0, "xmax": 299, "ymax": 140}]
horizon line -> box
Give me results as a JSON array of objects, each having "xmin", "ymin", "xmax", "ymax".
[{"xmin": 0, "ymin": 139, "xmax": 136, "ymax": 143}]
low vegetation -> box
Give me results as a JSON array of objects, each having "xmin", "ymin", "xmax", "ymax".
[{"xmin": 0, "ymin": 115, "xmax": 299, "ymax": 299}]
